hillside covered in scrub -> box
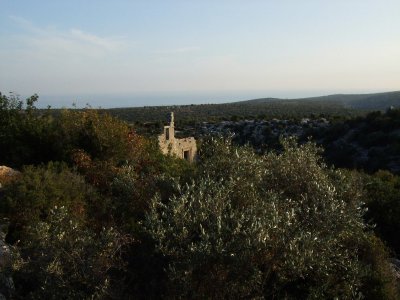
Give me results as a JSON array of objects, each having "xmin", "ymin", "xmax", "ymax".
[
  {"xmin": 192, "ymin": 108, "xmax": 400, "ymax": 175},
  {"xmin": 104, "ymin": 90, "xmax": 400, "ymax": 124},
  {"xmin": 0, "ymin": 93, "xmax": 400, "ymax": 299}
]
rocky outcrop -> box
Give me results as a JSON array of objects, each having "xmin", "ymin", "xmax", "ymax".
[
  {"xmin": 197, "ymin": 118, "xmax": 330, "ymax": 153},
  {"xmin": 0, "ymin": 166, "xmax": 20, "ymax": 188}
]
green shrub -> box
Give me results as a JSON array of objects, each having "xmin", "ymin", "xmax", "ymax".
[
  {"xmin": 13, "ymin": 206, "xmax": 131, "ymax": 299},
  {"xmin": 363, "ymin": 170, "xmax": 400, "ymax": 255},
  {"xmin": 1, "ymin": 162, "xmax": 100, "ymax": 243},
  {"xmin": 145, "ymin": 138, "xmax": 370, "ymax": 299},
  {"xmin": 0, "ymin": 93, "xmax": 58, "ymax": 168},
  {"xmin": 359, "ymin": 234, "xmax": 400, "ymax": 300},
  {"xmin": 59, "ymin": 108, "xmax": 144, "ymax": 164}
]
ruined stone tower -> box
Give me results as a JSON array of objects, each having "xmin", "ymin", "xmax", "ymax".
[{"xmin": 158, "ymin": 112, "xmax": 197, "ymax": 162}]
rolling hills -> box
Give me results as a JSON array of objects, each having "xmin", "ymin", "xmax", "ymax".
[
  {"xmin": 241, "ymin": 91, "xmax": 400, "ymax": 110},
  {"xmin": 106, "ymin": 91, "xmax": 400, "ymax": 123}
]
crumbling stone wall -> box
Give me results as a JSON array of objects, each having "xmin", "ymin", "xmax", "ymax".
[{"xmin": 158, "ymin": 113, "xmax": 197, "ymax": 162}]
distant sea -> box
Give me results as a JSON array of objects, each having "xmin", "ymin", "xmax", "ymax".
[{"xmin": 31, "ymin": 89, "xmax": 381, "ymax": 109}]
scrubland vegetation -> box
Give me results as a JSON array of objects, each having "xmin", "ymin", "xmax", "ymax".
[
  {"xmin": 105, "ymin": 90, "xmax": 400, "ymax": 125},
  {"xmin": 1, "ymin": 92, "xmax": 400, "ymax": 299}
]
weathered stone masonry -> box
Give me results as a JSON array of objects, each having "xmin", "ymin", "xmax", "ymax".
[{"xmin": 158, "ymin": 112, "xmax": 197, "ymax": 162}]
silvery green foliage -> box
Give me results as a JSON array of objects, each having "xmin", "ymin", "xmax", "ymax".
[
  {"xmin": 20, "ymin": 206, "xmax": 129, "ymax": 299},
  {"xmin": 147, "ymin": 177, "xmax": 269, "ymax": 298},
  {"xmin": 146, "ymin": 137, "xmax": 366, "ymax": 299}
]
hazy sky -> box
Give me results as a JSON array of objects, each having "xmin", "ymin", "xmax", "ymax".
[{"xmin": 0, "ymin": 0, "xmax": 399, "ymax": 107}]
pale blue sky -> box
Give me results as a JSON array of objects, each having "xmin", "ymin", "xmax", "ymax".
[{"xmin": 0, "ymin": 0, "xmax": 399, "ymax": 107}]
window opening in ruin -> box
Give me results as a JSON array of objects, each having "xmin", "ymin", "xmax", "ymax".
[
  {"xmin": 165, "ymin": 128, "xmax": 170, "ymax": 140},
  {"xmin": 184, "ymin": 150, "xmax": 190, "ymax": 160}
]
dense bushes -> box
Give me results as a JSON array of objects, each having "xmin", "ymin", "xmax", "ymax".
[
  {"xmin": 1, "ymin": 163, "xmax": 100, "ymax": 242},
  {"xmin": 363, "ymin": 170, "xmax": 400, "ymax": 255},
  {"xmin": 0, "ymin": 93, "xmax": 152, "ymax": 169},
  {"xmin": 14, "ymin": 207, "xmax": 131, "ymax": 299},
  {"xmin": 0, "ymin": 163, "xmax": 134, "ymax": 298},
  {"xmin": 0, "ymin": 93, "xmax": 59, "ymax": 168},
  {"xmin": 309, "ymin": 108, "xmax": 400, "ymax": 174},
  {"xmin": 59, "ymin": 108, "xmax": 147, "ymax": 164},
  {"xmin": 146, "ymin": 138, "xmax": 391, "ymax": 298},
  {"xmin": 0, "ymin": 94, "xmax": 399, "ymax": 298}
]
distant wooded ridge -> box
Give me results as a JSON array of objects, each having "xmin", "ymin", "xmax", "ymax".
[
  {"xmin": 101, "ymin": 91, "xmax": 400, "ymax": 123},
  {"xmin": 235, "ymin": 90, "xmax": 400, "ymax": 108}
]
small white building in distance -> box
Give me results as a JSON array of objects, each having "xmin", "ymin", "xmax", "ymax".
[{"xmin": 158, "ymin": 112, "xmax": 197, "ymax": 162}]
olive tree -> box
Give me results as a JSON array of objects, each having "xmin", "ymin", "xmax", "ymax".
[{"xmin": 145, "ymin": 138, "xmax": 369, "ymax": 299}]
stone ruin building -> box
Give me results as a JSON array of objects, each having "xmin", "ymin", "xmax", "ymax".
[{"xmin": 158, "ymin": 112, "xmax": 197, "ymax": 162}]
